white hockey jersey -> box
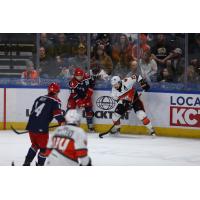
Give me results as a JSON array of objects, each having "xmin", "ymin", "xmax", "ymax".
[
  {"xmin": 45, "ymin": 125, "xmax": 90, "ymax": 166},
  {"xmin": 111, "ymin": 75, "xmax": 143, "ymax": 102}
]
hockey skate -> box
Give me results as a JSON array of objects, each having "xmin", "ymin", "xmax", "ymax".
[
  {"xmin": 88, "ymin": 127, "xmax": 95, "ymax": 133},
  {"xmin": 23, "ymin": 162, "xmax": 31, "ymax": 166},
  {"xmin": 109, "ymin": 128, "xmax": 120, "ymax": 137},
  {"xmin": 149, "ymin": 128, "xmax": 156, "ymax": 136},
  {"xmin": 88, "ymin": 124, "xmax": 95, "ymax": 133}
]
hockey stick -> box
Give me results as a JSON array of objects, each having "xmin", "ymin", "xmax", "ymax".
[
  {"xmin": 99, "ymin": 92, "xmax": 142, "ymax": 138},
  {"xmin": 11, "ymin": 124, "xmax": 60, "ymax": 135}
]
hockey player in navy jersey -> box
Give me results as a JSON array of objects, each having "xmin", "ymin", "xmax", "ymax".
[{"xmin": 23, "ymin": 82, "xmax": 65, "ymax": 166}]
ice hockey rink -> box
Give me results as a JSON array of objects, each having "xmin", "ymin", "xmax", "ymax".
[{"xmin": 0, "ymin": 131, "xmax": 200, "ymax": 166}]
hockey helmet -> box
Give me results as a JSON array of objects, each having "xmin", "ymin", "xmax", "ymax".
[
  {"xmin": 48, "ymin": 82, "xmax": 60, "ymax": 94},
  {"xmin": 74, "ymin": 68, "xmax": 84, "ymax": 81},
  {"xmin": 74, "ymin": 68, "xmax": 84, "ymax": 76},
  {"xmin": 65, "ymin": 109, "xmax": 81, "ymax": 125},
  {"xmin": 111, "ymin": 76, "xmax": 121, "ymax": 86}
]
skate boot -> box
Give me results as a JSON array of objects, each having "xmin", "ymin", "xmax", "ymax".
[
  {"xmin": 149, "ymin": 128, "xmax": 156, "ymax": 136},
  {"xmin": 36, "ymin": 162, "xmax": 44, "ymax": 166},
  {"xmin": 23, "ymin": 161, "xmax": 31, "ymax": 166},
  {"xmin": 88, "ymin": 127, "xmax": 95, "ymax": 133},
  {"xmin": 88, "ymin": 124, "xmax": 95, "ymax": 133},
  {"xmin": 110, "ymin": 128, "xmax": 120, "ymax": 136}
]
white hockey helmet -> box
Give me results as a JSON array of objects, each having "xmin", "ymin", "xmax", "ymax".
[
  {"xmin": 111, "ymin": 76, "xmax": 121, "ymax": 86},
  {"xmin": 65, "ymin": 109, "xmax": 81, "ymax": 125}
]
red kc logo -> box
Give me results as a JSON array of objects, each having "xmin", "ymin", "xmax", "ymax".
[{"xmin": 170, "ymin": 106, "xmax": 200, "ymax": 127}]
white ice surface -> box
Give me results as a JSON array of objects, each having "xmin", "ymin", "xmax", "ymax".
[{"xmin": 0, "ymin": 131, "xmax": 200, "ymax": 166}]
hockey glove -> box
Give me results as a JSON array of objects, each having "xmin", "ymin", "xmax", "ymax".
[
  {"xmin": 139, "ymin": 79, "xmax": 150, "ymax": 91},
  {"xmin": 122, "ymin": 99, "xmax": 132, "ymax": 110}
]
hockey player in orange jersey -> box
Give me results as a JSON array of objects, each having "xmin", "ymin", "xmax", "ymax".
[
  {"xmin": 45, "ymin": 109, "xmax": 92, "ymax": 166},
  {"xmin": 110, "ymin": 75, "xmax": 156, "ymax": 136}
]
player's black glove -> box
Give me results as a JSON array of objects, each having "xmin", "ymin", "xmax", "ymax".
[
  {"xmin": 139, "ymin": 79, "xmax": 150, "ymax": 91},
  {"xmin": 122, "ymin": 99, "xmax": 132, "ymax": 110}
]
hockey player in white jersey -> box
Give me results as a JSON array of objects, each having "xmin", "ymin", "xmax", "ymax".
[
  {"xmin": 45, "ymin": 109, "xmax": 92, "ymax": 166},
  {"xmin": 110, "ymin": 75, "xmax": 156, "ymax": 136}
]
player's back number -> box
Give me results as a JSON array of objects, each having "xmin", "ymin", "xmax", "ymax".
[{"xmin": 34, "ymin": 103, "xmax": 45, "ymax": 117}]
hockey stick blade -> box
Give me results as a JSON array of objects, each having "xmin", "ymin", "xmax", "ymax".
[
  {"xmin": 11, "ymin": 125, "xmax": 28, "ymax": 134},
  {"xmin": 99, "ymin": 122, "xmax": 116, "ymax": 138}
]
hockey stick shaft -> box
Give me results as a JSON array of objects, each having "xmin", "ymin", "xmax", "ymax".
[
  {"xmin": 99, "ymin": 92, "xmax": 142, "ymax": 138},
  {"xmin": 11, "ymin": 124, "xmax": 60, "ymax": 135}
]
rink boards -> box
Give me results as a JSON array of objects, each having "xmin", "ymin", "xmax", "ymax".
[{"xmin": 0, "ymin": 87, "xmax": 200, "ymax": 138}]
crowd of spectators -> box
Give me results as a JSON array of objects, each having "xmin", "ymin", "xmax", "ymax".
[
  {"xmin": 20, "ymin": 33, "xmax": 200, "ymax": 85},
  {"xmin": 90, "ymin": 33, "xmax": 188, "ymax": 83}
]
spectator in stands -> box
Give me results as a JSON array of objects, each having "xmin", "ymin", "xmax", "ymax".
[
  {"xmin": 39, "ymin": 47, "xmax": 60, "ymax": 78},
  {"xmin": 92, "ymin": 44, "xmax": 113, "ymax": 75},
  {"xmin": 21, "ymin": 60, "xmax": 39, "ymax": 85},
  {"xmin": 138, "ymin": 50, "xmax": 157, "ymax": 82},
  {"xmin": 54, "ymin": 33, "xmax": 72, "ymax": 58},
  {"xmin": 179, "ymin": 65, "xmax": 200, "ymax": 83},
  {"xmin": 187, "ymin": 65, "xmax": 200, "ymax": 83},
  {"xmin": 126, "ymin": 60, "xmax": 138, "ymax": 77},
  {"xmin": 190, "ymin": 58, "xmax": 200, "ymax": 75},
  {"xmin": 78, "ymin": 34, "xmax": 87, "ymax": 46},
  {"xmin": 67, "ymin": 43, "xmax": 89, "ymax": 73},
  {"xmin": 151, "ymin": 34, "xmax": 174, "ymax": 71},
  {"xmin": 40, "ymin": 33, "xmax": 54, "ymax": 57},
  {"xmin": 112, "ymin": 34, "xmax": 134, "ymax": 76},
  {"xmin": 95, "ymin": 34, "xmax": 112, "ymax": 57},
  {"xmin": 90, "ymin": 61, "xmax": 110, "ymax": 81},
  {"xmin": 133, "ymin": 33, "xmax": 151, "ymax": 59},
  {"xmin": 56, "ymin": 55, "xmax": 71, "ymax": 79},
  {"xmin": 189, "ymin": 34, "xmax": 200, "ymax": 58},
  {"xmin": 158, "ymin": 67, "xmax": 173, "ymax": 82},
  {"xmin": 168, "ymin": 48, "xmax": 185, "ymax": 82},
  {"xmin": 125, "ymin": 33, "xmax": 137, "ymax": 45}
]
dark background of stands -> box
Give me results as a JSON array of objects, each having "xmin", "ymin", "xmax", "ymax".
[{"xmin": 0, "ymin": 33, "xmax": 199, "ymax": 93}]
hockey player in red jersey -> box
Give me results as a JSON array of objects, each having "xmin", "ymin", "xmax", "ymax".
[
  {"xmin": 45, "ymin": 109, "xmax": 92, "ymax": 166},
  {"xmin": 67, "ymin": 68, "xmax": 95, "ymax": 132},
  {"xmin": 23, "ymin": 82, "xmax": 65, "ymax": 166},
  {"xmin": 110, "ymin": 75, "xmax": 156, "ymax": 136}
]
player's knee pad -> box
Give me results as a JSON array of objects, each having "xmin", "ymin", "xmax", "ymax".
[
  {"xmin": 136, "ymin": 110, "xmax": 147, "ymax": 121},
  {"xmin": 136, "ymin": 110, "xmax": 150, "ymax": 125}
]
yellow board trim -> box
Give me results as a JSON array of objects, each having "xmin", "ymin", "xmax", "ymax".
[{"xmin": 1, "ymin": 122, "xmax": 200, "ymax": 138}]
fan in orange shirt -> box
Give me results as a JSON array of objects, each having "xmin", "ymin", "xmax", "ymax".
[{"xmin": 21, "ymin": 60, "xmax": 39, "ymax": 80}]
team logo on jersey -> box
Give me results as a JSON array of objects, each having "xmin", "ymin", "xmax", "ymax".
[
  {"xmin": 96, "ymin": 96, "xmax": 116, "ymax": 110},
  {"xmin": 170, "ymin": 96, "xmax": 200, "ymax": 127}
]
